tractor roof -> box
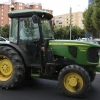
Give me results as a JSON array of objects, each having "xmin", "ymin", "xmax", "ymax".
[{"xmin": 8, "ymin": 9, "xmax": 53, "ymax": 20}]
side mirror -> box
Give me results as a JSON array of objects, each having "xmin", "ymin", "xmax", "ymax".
[{"xmin": 32, "ymin": 14, "xmax": 38, "ymax": 23}]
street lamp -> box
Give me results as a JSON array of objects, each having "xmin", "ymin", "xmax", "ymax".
[
  {"xmin": 69, "ymin": 5, "xmax": 82, "ymax": 40},
  {"xmin": 69, "ymin": 7, "xmax": 72, "ymax": 40}
]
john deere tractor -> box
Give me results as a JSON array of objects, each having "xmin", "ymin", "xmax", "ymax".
[{"xmin": 0, "ymin": 8, "xmax": 100, "ymax": 98}]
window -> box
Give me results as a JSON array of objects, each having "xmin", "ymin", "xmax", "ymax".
[
  {"xmin": 56, "ymin": 20, "xmax": 59, "ymax": 24},
  {"xmin": 20, "ymin": 3, "xmax": 22, "ymax": 6},
  {"xmin": 41, "ymin": 19, "xmax": 54, "ymax": 39},
  {"xmin": 19, "ymin": 7, "xmax": 22, "ymax": 9},
  {"xmin": 2, "ymin": 5, "xmax": 3, "ymax": 8},
  {"xmin": 2, "ymin": 9, "xmax": 3, "ymax": 12},
  {"xmin": 35, "ymin": 5, "xmax": 38, "ymax": 8},
  {"xmin": 1, "ymin": 21, "xmax": 3, "ymax": 24},
  {"xmin": 59, "ymin": 16, "xmax": 62, "ymax": 19},
  {"xmin": 9, "ymin": 18, "xmax": 18, "ymax": 43},
  {"xmin": 19, "ymin": 17, "xmax": 40, "ymax": 44},
  {"xmin": 1, "ymin": 17, "xmax": 3, "ymax": 20}
]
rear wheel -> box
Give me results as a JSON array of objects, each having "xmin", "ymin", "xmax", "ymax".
[
  {"xmin": 0, "ymin": 46, "xmax": 25, "ymax": 89},
  {"xmin": 58, "ymin": 65, "xmax": 90, "ymax": 98}
]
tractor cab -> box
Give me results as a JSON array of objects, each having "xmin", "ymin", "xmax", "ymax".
[{"xmin": 8, "ymin": 9, "xmax": 54, "ymax": 67}]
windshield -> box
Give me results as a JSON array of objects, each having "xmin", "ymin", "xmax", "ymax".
[
  {"xmin": 41, "ymin": 19, "xmax": 54, "ymax": 39},
  {"xmin": 9, "ymin": 17, "xmax": 54, "ymax": 44}
]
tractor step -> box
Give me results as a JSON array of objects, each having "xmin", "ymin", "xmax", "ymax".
[
  {"xmin": 30, "ymin": 64, "xmax": 41, "ymax": 68},
  {"xmin": 31, "ymin": 67, "xmax": 41, "ymax": 78},
  {"xmin": 31, "ymin": 74, "xmax": 40, "ymax": 77}
]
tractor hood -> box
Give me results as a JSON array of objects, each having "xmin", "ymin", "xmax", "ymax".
[{"xmin": 49, "ymin": 40, "xmax": 100, "ymax": 66}]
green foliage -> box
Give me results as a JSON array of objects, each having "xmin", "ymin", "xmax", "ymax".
[
  {"xmin": 54, "ymin": 25, "xmax": 85, "ymax": 40},
  {"xmin": 92, "ymin": 0, "xmax": 100, "ymax": 30},
  {"xmin": 0, "ymin": 26, "xmax": 2, "ymax": 37},
  {"xmin": 0, "ymin": 24, "xmax": 10, "ymax": 38},
  {"xmin": 83, "ymin": 0, "xmax": 100, "ymax": 37},
  {"xmin": 54, "ymin": 26, "xmax": 70, "ymax": 39},
  {"xmin": 71, "ymin": 26, "xmax": 85, "ymax": 39},
  {"xmin": 83, "ymin": 5, "xmax": 96, "ymax": 32}
]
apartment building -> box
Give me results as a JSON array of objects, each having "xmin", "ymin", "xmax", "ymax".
[
  {"xmin": 11, "ymin": 2, "xmax": 25, "ymax": 10},
  {"xmin": 0, "ymin": 1, "xmax": 53, "ymax": 26},
  {"xmin": 54, "ymin": 12, "xmax": 84, "ymax": 29},
  {"xmin": 0, "ymin": 3, "xmax": 10, "ymax": 26}
]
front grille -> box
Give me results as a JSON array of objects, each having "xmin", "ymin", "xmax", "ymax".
[{"xmin": 87, "ymin": 47, "xmax": 99, "ymax": 63}]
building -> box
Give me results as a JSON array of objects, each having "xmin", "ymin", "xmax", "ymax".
[
  {"xmin": 11, "ymin": 2, "xmax": 25, "ymax": 10},
  {"xmin": 24, "ymin": 2, "xmax": 42, "ymax": 10},
  {"xmin": 54, "ymin": 12, "xmax": 84, "ymax": 29},
  {"xmin": 0, "ymin": 3, "xmax": 11, "ymax": 26},
  {"xmin": 0, "ymin": 1, "xmax": 53, "ymax": 26}
]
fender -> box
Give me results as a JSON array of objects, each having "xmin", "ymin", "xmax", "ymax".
[{"xmin": 0, "ymin": 42, "xmax": 30, "ymax": 67}]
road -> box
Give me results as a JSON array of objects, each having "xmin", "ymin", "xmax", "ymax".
[{"xmin": 0, "ymin": 74, "xmax": 100, "ymax": 100}]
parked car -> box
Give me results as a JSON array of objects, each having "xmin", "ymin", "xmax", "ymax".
[
  {"xmin": 0, "ymin": 36, "xmax": 9, "ymax": 43},
  {"xmin": 92, "ymin": 38, "xmax": 100, "ymax": 44}
]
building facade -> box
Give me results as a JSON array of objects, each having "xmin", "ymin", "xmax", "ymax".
[
  {"xmin": 54, "ymin": 12, "xmax": 84, "ymax": 29},
  {"xmin": 0, "ymin": 4, "xmax": 11, "ymax": 26},
  {"xmin": 24, "ymin": 2, "xmax": 42, "ymax": 10},
  {"xmin": 0, "ymin": 1, "xmax": 53, "ymax": 26}
]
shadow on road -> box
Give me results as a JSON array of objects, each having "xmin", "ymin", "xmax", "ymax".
[{"xmin": 0, "ymin": 74, "xmax": 100, "ymax": 100}]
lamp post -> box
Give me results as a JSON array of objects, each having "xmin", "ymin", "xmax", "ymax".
[{"xmin": 69, "ymin": 7, "xmax": 72, "ymax": 40}]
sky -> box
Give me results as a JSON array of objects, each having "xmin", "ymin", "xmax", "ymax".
[{"xmin": 0, "ymin": 0, "xmax": 88, "ymax": 16}]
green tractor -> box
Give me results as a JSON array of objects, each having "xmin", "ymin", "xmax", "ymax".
[{"xmin": 0, "ymin": 8, "xmax": 100, "ymax": 98}]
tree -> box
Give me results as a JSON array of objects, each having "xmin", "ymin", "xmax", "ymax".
[
  {"xmin": 1, "ymin": 24, "xmax": 10, "ymax": 38},
  {"xmin": 83, "ymin": 0, "xmax": 100, "ymax": 38},
  {"xmin": 54, "ymin": 25, "xmax": 85, "ymax": 39},
  {"xmin": 92, "ymin": 0, "xmax": 100, "ymax": 37},
  {"xmin": 83, "ymin": 4, "xmax": 96, "ymax": 37},
  {"xmin": 0, "ymin": 26, "xmax": 3, "ymax": 36},
  {"xmin": 54, "ymin": 26, "xmax": 69, "ymax": 39}
]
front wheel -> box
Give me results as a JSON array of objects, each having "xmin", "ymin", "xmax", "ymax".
[
  {"xmin": 0, "ymin": 46, "xmax": 25, "ymax": 89},
  {"xmin": 58, "ymin": 65, "xmax": 90, "ymax": 98},
  {"xmin": 89, "ymin": 71, "xmax": 96, "ymax": 82}
]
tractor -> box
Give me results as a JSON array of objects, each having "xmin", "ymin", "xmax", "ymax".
[{"xmin": 0, "ymin": 7, "xmax": 100, "ymax": 98}]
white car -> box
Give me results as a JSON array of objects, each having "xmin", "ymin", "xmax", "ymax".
[
  {"xmin": 92, "ymin": 38, "xmax": 100, "ymax": 44},
  {"xmin": 0, "ymin": 37, "xmax": 9, "ymax": 43}
]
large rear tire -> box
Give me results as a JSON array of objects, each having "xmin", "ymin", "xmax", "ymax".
[
  {"xmin": 0, "ymin": 46, "xmax": 25, "ymax": 89},
  {"xmin": 58, "ymin": 65, "xmax": 90, "ymax": 98}
]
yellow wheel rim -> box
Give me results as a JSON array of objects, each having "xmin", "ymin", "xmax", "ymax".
[
  {"xmin": 0, "ymin": 56, "xmax": 13, "ymax": 81},
  {"xmin": 64, "ymin": 72, "xmax": 83, "ymax": 92}
]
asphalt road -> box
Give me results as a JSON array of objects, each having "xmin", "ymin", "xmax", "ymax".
[{"xmin": 0, "ymin": 74, "xmax": 100, "ymax": 100}]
